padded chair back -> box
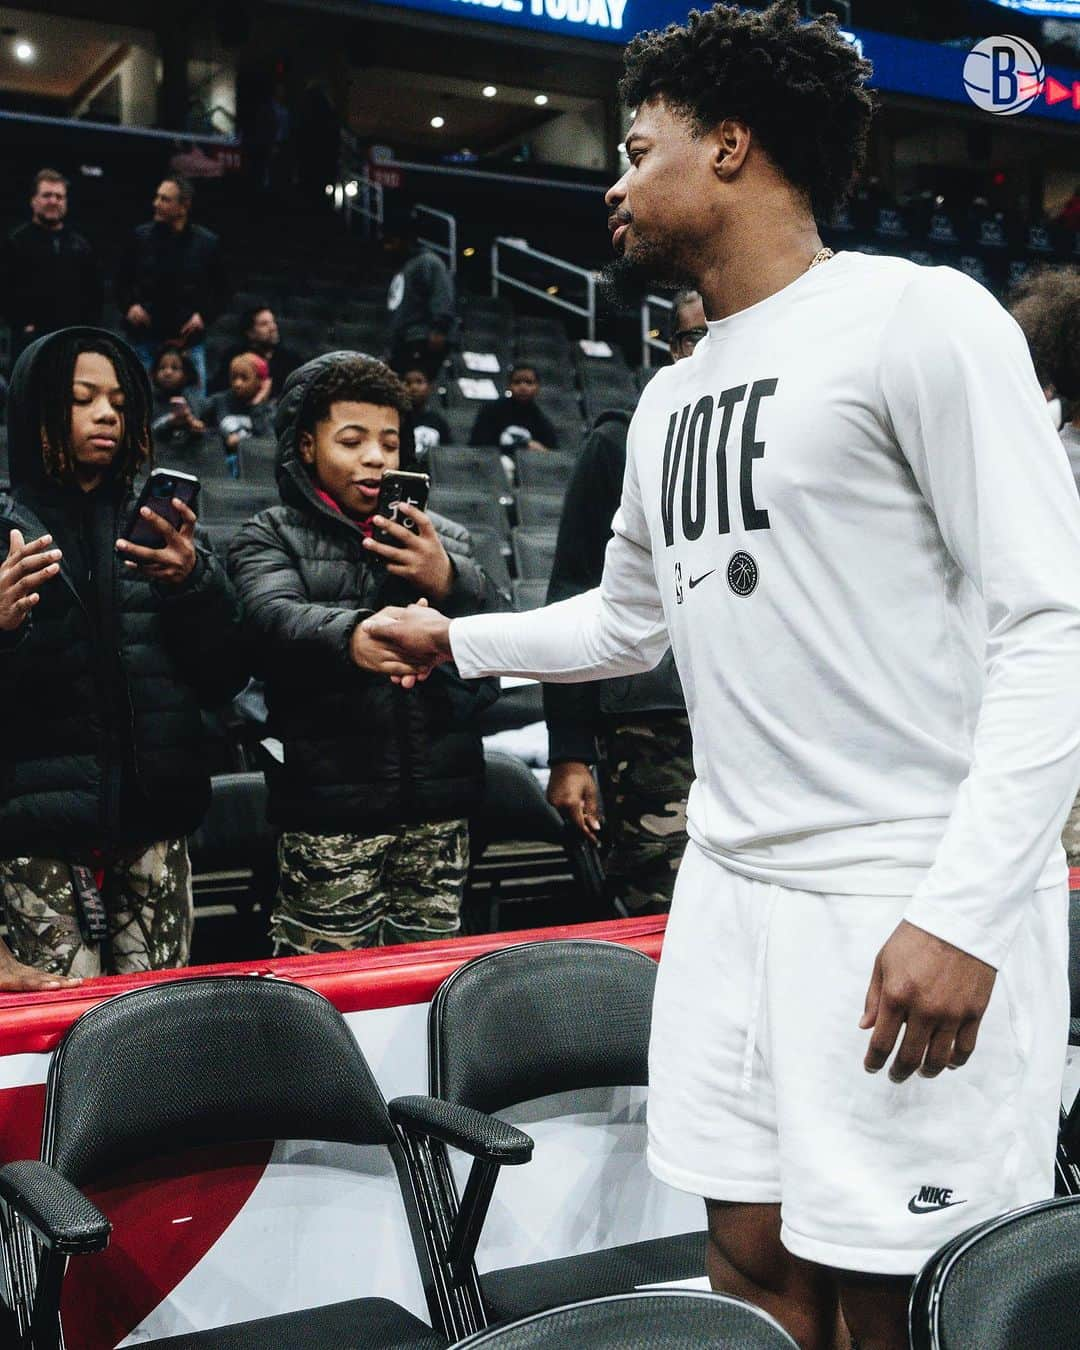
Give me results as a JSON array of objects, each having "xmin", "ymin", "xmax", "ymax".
[
  {"xmin": 454, "ymin": 1289, "xmax": 799, "ymax": 1347},
  {"xmin": 188, "ymin": 771, "xmax": 274, "ymax": 876},
  {"xmin": 429, "ymin": 489, "xmax": 511, "ymax": 545},
  {"xmin": 515, "ymin": 493, "xmax": 565, "ymax": 531},
  {"xmin": 911, "ymin": 1196, "xmax": 1080, "ymax": 1350},
  {"xmin": 512, "ymin": 579, "xmax": 547, "ymax": 611},
  {"xmin": 429, "ymin": 446, "xmax": 510, "ymax": 501},
  {"xmin": 511, "ymin": 529, "xmax": 557, "ymax": 581},
  {"xmin": 514, "ymin": 450, "xmax": 576, "ymax": 496},
  {"xmin": 431, "ymin": 940, "xmax": 656, "ymax": 1114},
  {"xmin": 466, "ymin": 525, "xmax": 512, "ymax": 598},
  {"xmin": 45, "ymin": 976, "xmax": 397, "ymax": 1187}
]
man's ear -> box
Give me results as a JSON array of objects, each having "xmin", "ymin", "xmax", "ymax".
[
  {"xmin": 298, "ymin": 430, "xmax": 315, "ymax": 465},
  {"xmin": 712, "ymin": 118, "xmax": 751, "ymax": 181}
]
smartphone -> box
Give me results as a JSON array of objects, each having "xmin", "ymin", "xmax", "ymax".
[
  {"xmin": 123, "ymin": 469, "xmax": 200, "ymax": 549},
  {"xmin": 376, "ymin": 470, "xmax": 430, "ymax": 544}
]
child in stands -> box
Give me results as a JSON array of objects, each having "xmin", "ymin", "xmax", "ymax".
[
  {"xmin": 149, "ymin": 346, "xmax": 205, "ymax": 452},
  {"xmin": 199, "ymin": 352, "xmax": 276, "ymax": 477},
  {"xmin": 469, "ymin": 362, "xmax": 560, "ymax": 454},
  {"xmin": 228, "ymin": 353, "xmax": 508, "ymax": 953},
  {"xmin": 401, "ymin": 365, "xmax": 452, "ymax": 461}
]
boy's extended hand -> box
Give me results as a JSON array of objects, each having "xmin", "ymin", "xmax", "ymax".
[
  {"xmin": 362, "ymin": 597, "xmax": 453, "ymax": 689},
  {"xmin": 362, "ymin": 504, "xmax": 454, "ymax": 601}
]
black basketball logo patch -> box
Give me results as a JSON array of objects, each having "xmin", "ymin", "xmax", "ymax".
[{"xmin": 727, "ymin": 551, "xmax": 758, "ymax": 597}]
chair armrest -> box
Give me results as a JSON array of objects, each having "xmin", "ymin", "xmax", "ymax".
[
  {"xmin": 389, "ymin": 1095, "xmax": 533, "ymax": 1165},
  {"xmin": 0, "ymin": 1161, "xmax": 111, "ymax": 1254}
]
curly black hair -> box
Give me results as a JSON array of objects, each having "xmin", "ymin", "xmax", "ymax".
[
  {"xmin": 619, "ymin": 0, "xmax": 875, "ymax": 220},
  {"xmin": 1008, "ymin": 267, "xmax": 1080, "ymax": 399},
  {"xmin": 300, "ymin": 355, "xmax": 411, "ymax": 432},
  {"xmin": 35, "ymin": 332, "xmax": 152, "ymax": 489}
]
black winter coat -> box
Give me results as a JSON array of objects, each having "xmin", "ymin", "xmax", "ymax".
[
  {"xmin": 228, "ymin": 353, "xmax": 509, "ymax": 834},
  {"xmin": 2, "ymin": 222, "xmax": 104, "ymax": 334},
  {"xmin": 115, "ymin": 221, "xmax": 230, "ymax": 341},
  {"xmin": 0, "ymin": 329, "xmax": 250, "ymax": 858}
]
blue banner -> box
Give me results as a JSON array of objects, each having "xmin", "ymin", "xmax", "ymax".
[{"xmin": 365, "ymin": 0, "xmax": 1080, "ymax": 123}]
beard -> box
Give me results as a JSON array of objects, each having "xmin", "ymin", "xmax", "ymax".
[{"xmin": 598, "ymin": 229, "xmax": 697, "ymax": 307}]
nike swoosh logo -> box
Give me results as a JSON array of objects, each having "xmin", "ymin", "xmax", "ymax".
[
  {"xmin": 907, "ymin": 1198, "xmax": 967, "ymax": 1215},
  {"xmin": 688, "ymin": 570, "xmax": 716, "ymax": 590}
]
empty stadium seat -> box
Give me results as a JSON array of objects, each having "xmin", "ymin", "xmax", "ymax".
[
  {"xmin": 428, "ymin": 446, "xmax": 512, "ymax": 503},
  {"xmin": 429, "ymin": 488, "xmax": 511, "ymax": 545},
  {"xmin": 515, "ymin": 450, "xmax": 576, "ymax": 496},
  {"xmin": 512, "ymin": 579, "xmax": 547, "ymax": 611},
  {"xmin": 0, "ymin": 977, "xmax": 487, "ymax": 1348},
  {"xmin": 199, "ymin": 521, "xmax": 240, "ymax": 565},
  {"xmin": 511, "ymin": 528, "xmax": 557, "ymax": 580},
  {"xmin": 414, "ymin": 939, "xmax": 705, "ymax": 1324},
  {"xmin": 188, "ymin": 771, "xmax": 276, "ymax": 917},
  {"xmin": 452, "ymin": 1290, "xmax": 799, "ymax": 1348},
  {"xmin": 200, "ymin": 479, "xmax": 279, "ymax": 523},
  {"xmin": 908, "ymin": 1197, "xmax": 1080, "ymax": 1350},
  {"xmin": 515, "ymin": 493, "xmax": 564, "ymax": 530},
  {"xmin": 466, "ymin": 525, "xmax": 513, "ymax": 597}
]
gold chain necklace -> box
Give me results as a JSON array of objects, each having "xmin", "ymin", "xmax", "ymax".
[{"xmin": 808, "ymin": 246, "xmax": 835, "ymax": 269}]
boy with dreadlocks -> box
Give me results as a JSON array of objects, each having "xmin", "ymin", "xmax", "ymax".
[
  {"xmin": 0, "ymin": 328, "xmax": 248, "ymax": 990},
  {"xmin": 364, "ymin": 5, "xmax": 1080, "ymax": 1346}
]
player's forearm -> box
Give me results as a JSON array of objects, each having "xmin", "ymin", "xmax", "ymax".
[
  {"xmin": 449, "ymin": 587, "xmax": 667, "ymax": 683},
  {"xmin": 903, "ymin": 603, "xmax": 1080, "ymax": 967}
]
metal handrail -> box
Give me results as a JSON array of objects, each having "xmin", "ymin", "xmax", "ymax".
[
  {"xmin": 491, "ymin": 237, "xmax": 597, "ymax": 340},
  {"xmin": 416, "ymin": 205, "xmax": 458, "ymax": 277},
  {"xmin": 641, "ymin": 293, "xmax": 673, "ymax": 368},
  {"xmin": 339, "ymin": 169, "xmax": 384, "ymax": 239}
]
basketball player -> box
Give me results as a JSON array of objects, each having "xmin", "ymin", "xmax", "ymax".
[{"xmin": 361, "ymin": 6, "xmax": 1080, "ymax": 1347}]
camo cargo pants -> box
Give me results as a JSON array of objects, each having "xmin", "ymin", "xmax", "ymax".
[
  {"xmin": 0, "ymin": 839, "xmax": 193, "ymax": 977},
  {"xmin": 1063, "ymin": 789, "xmax": 1080, "ymax": 870},
  {"xmin": 272, "ymin": 818, "xmax": 469, "ymax": 955},
  {"xmin": 600, "ymin": 715, "xmax": 693, "ymax": 916}
]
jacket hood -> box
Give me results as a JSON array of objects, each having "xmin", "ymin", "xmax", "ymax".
[
  {"xmin": 6, "ymin": 326, "xmax": 151, "ymax": 492},
  {"xmin": 273, "ymin": 349, "xmax": 415, "ymax": 517}
]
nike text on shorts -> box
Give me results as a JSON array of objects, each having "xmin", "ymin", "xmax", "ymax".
[{"xmin": 646, "ymin": 841, "xmax": 1069, "ymax": 1275}]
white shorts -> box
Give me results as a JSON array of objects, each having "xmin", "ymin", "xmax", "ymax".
[{"xmin": 646, "ymin": 840, "xmax": 1069, "ymax": 1275}]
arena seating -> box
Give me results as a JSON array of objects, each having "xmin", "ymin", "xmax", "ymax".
[
  {"xmin": 908, "ymin": 1196, "xmax": 1080, "ymax": 1350},
  {"xmin": 415, "ymin": 940, "xmax": 706, "ymax": 1322}
]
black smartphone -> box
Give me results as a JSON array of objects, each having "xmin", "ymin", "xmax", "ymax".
[
  {"xmin": 122, "ymin": 469, "xmax": 200, "ymax": 549},
  {"xmin": 376, "ymin": 470, "xmax": 430, "ymax": 545}
]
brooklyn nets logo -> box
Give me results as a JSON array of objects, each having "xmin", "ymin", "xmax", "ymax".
[{"xmin": 727, "ymin": 551, "xmax": 758, "ymax": 597}]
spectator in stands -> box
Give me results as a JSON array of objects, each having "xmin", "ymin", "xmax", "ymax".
[
  {"xmin": 1056, "ymin": 185, "xmax": 1080, "ymax": 233},
  {"xmin": 469, "ymin": 363, "xmax": 559, "ymax": 453},
  {"xmin": 228, "ymin": 353, "xmax": 506, "ymax": 953},
  {"xmin": 1009, "ymin": 266, "xmax": 1080, "ymax": 490},
  {"xmin": 384, "ymin": 212, "xmax": 455, "ymax": 378},
  {"xmin": 545, "ymin": 290, "xmax": 705, "ymax": 915},
  {"xmin": 1, "ymin": 169, "xmax": 103, "ymax": 365},
  {"xmin": 200, "ymin": 353, "xmax": 276, "ymax": 477},
  {"xmin": 207, "ymin": 304, "xmax": 303, "ymax": 395},
  {"xmin": 149, "ymin": 346, "xmax": 205, "ymax": 452},
  {"xmin": 402, "ymin": 365, "xmax": 452, "ymax": 460},
  {"xmin": 116, "ymin": 176, "xmax": 230, "ymax": 395},
  {"xmin": 0, "ymin": 327, "xmax": 248, "ymax": 990}
]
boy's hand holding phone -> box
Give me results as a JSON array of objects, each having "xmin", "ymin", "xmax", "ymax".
[
  {"xmin": 116, "ymin": 499, "xmax": 198, "ymax": 586},
  {"xmin": 363, "ymin": 504, "xmax": 454, "ymax": 601}
]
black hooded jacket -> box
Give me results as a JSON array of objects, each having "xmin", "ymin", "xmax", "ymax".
[
  {"xmin": 227, "ymin": 353, "xmax": 509, "ymax": 834},
  {"xmin": 0, "ymin": 328, "xmax": 249, "ymax": 858}
]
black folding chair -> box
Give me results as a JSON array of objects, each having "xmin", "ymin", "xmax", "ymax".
[
  {"xmin": 429, "ymin": 447, "xmax": 512, "ymax": 504},
  {"xmin": 511, "ymin": 580, "xmax": 547, "ymax": 611},
  {"xmin": 450, "ymin": 1289, "xmax": 799, "ymax": 1348},
  {"xmin": 0, "ymin": 976, "xmax": 531, "ymax": 1348},
  {"xmin": 515, "ymin": 494, "xmax": 565, "ymax": 531},
  {"xmin": 401, "ymin": 940, "xmax": 705, "ymax": 1330},
  {"xmin": 429, "ymin": 490, "xmax": 511, "ymax": 548},
  {"xmin": 514, "ymin": 451, "xmax": 576, "ymax": 497},
  {"xmin": 908, "ymin": 1196, "xmax": 1080, "ymax": 1350},
  {"xmin": 511, "ymin": 529, "xmax": 557, "ymax": 582}
]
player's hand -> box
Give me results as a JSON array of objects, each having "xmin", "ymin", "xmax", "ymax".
[
  {"xmin": 361, "ymin": 597, "xmax": 452, "ymax": 689},
  {"xmin": 116, "ymin": 499, "xmax": 198, "ymax": 586},
  {"xmin": 362, "ymin": 505, "xmax": 454, "ymax": 600},
  {"xmin": 0, "ymin": 942, "xmax": 81, "ymax": 992},
  {"xmin": 0, "ymin": 530, "xmax": 62, "ymax": 631},
  {"xmin": 126, "ymin": 303, "xmax": 151, "ymax": 328},
  {"xmin": 349, "ymin": 622, "xmax": 437, "ymax": 678},
  {"xmin": 547, "ymin": 761, "xmax": 602, "ymax": 844},
  {"xmin": 860, "ymin": 920, "xmax": 997, "ymax": 1081}
]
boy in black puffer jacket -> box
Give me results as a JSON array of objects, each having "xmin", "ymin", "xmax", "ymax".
[
  {"xmin": 0, "ymin": 328, "xmax": 249, "ymax": 990},
  {"xmin": 228, "ymin": 353, "xmax": 508, "ymax": 953}
]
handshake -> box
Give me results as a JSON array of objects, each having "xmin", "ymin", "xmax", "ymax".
[{"xmin": 350, "ymin": 597, "xmax": 454, "ymax": 686}]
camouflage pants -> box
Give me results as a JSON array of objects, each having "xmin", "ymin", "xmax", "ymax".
[
  {"xmin": 272, "ymin": 819, "xmax": 469, "ymax": 955},
  {"xmin": 0, "ymin": 839, "xmax": 193, "ymax": 977},
  {"xmin": 599, "ymin": 716, "xmax": 693, "ymax": 916}
]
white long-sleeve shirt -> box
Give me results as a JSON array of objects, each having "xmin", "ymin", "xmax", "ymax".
[{"xmin": 451, "ymin": 252, "xmax": 1080, "ymax": 967}]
